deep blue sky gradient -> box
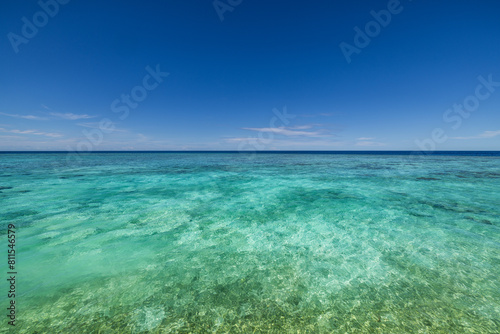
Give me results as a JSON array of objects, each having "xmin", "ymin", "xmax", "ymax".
[{"xmin": 1, "ymin": 0, "xmax": 499, "ymax": 150}]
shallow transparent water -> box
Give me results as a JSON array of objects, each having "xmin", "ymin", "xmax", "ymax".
[{"xmin": 1, "ymin": 153, "xmax": 499, "ymax": 333}]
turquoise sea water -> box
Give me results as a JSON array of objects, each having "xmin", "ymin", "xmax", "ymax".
[{"xmin": 1, "ymin": 152, "xmax": 499, "ymax": 333}]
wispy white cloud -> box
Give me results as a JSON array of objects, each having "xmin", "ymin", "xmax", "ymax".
[
  {"xmin": 50, "ymin": 112, "xmax": 96, "ymax": 120},
  {"xmin": 288, "ymin": 125, "xmax": 314, "ymax": 130},
  {"xmin": 451, "ymin": 130, "xmax": 500, "ymax": 140},
  {"xmin": 77, "ymin": 122, "xmax": 126, "ymax": 132},
  {"xmin": 355, "ymin": 136, "xmax": 385, "ymax": 147},
  {"xmin": 0, "ymin": 131, "xmax": 177, "ymax": 151},
  {"xmin": 355, "ymin": 141, "xmax": 385, "ymax": 147},
  {"xmin": 0, "ymin": 135, "xmax": 24, "ymax": 139},
  {"xmin": 137, "ymin": 133, "xmax": 148, "ymax": 142},
  {"xmin": 0, "ymin": 108, "xmax": 96, "ymax": 121},
  {"xmin": 0, "ymin": 137, "xmax": 79, "ymax": 151},
  {"xmin": 225, "ymin": 137, "xmax": 255, "ymax": 142},
  {"xmin": 0, "ymin": 112, "xmax": 48, "ymax": 120},
  {"xmin": 242, "ymin": 127, "xmax": 328, "ymax": 137},
  {"xmin": 224, "ymin": 137, "xmax": 345, "ymax": 149},
  {"xmin": 481, "ymin": 130, "xmax": 500, "ymax": 138},
  {"xmin": 0, "ymin": 127, "xmax": 62, "ymax": 138}
]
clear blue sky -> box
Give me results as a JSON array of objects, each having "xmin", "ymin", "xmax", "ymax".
[{"xmin": 1, "ymin": 0, "xmax": 499, "ymax": 151}]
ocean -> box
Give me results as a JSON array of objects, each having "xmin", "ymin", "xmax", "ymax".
[{"xmin": 1, "ymin": 152, "xmax": 499, "ymax": 333}]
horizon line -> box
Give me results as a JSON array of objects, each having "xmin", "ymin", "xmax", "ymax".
[{"xmin": 1, "ymin": 150, "xmax": 499, "ymax": 154}]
